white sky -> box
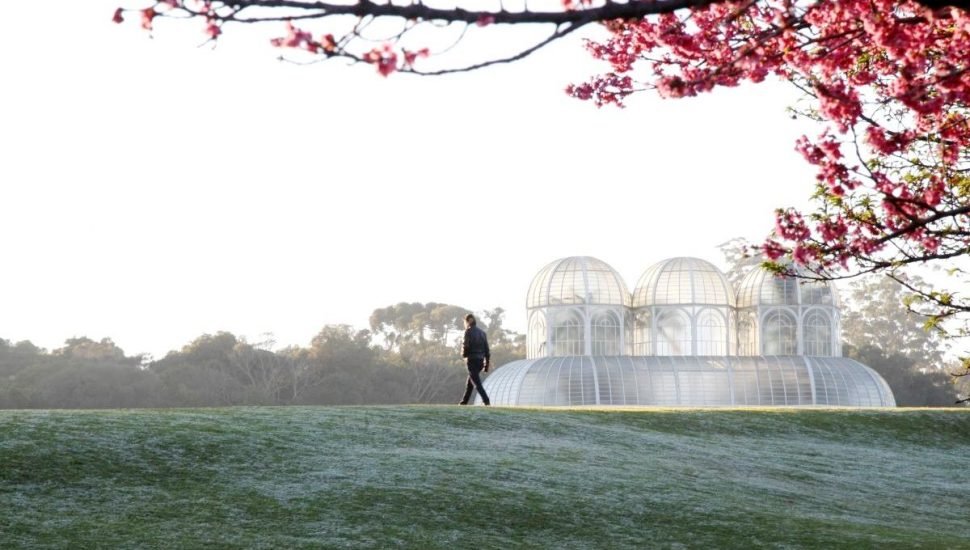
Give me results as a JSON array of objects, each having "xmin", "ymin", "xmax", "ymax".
[{"xmin": 0, "ymin": 1, "xmax": 824, "ymax": 357}]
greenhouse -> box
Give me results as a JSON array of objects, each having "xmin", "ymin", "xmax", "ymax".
[
  {"xmin": 632, "ymin": 257, "xmax": 736, "ymax": 357},
  {"xmin": 479, "ymin": 355, "xmax": 894, "ymax": 407},
  {"xmin": 481, "ymin": 255, "xmax": 896, "ymax": 407},
  {"xmin": 526, "ymin": 256, "xmax": 631, "ymax": 358}
]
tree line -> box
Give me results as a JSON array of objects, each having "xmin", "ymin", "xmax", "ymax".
[
  {"xmin": 0, "ymin": 287, "xmax": 964, "ymax": 408},
  {"xmin": 0, "ymin": 303, "xmax": 524, "ymax": 409}
]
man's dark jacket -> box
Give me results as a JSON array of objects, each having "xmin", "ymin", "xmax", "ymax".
[{"xmin": 462, "ymin": 325, "xmax": 490, "ymax": 364}]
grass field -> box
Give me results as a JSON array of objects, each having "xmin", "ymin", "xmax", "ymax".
[{"xmin": 1, "ymin": 406, "xmax": 968, "ymax": 549}]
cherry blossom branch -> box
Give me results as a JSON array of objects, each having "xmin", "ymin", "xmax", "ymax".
[
  {"xmin": 129, "ymin": 0, "xmax": 767, "ymax": 77},
  {"xmin": 196, "ymin": 0, "xmax": 967, "ymax": 24},
  {"xmin": 410, "ymin": 23, "xmax": 584, "ymax": 75},
  {"xmin": 215, "ymin": 0, "xmax": 738, "ymax": 25}
]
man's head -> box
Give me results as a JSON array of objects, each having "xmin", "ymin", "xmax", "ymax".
[{"xmin": 464, "ymin": 314, "xmax": 476, "ymax": 328}]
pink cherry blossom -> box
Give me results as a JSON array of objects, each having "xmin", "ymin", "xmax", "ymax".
[
  {"xmin": 141, "ymin": 8, "xmax": 156, "ymax": 31},
  {"xmin": 571, "ymin": 0, "xmax": 969, "ymax": 274}
]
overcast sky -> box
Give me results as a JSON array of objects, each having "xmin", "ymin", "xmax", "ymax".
[{"xmin": 0, "ymin": 1, "xmax": 825, "ymax": 357}]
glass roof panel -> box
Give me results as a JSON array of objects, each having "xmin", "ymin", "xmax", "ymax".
[
  {"xmin": 633, "ymin": 257, "xmax": 734, "ymax": 307},
  {"xmin": 527, "ymin": 256, "xmax": 630, "ymax": 307}
]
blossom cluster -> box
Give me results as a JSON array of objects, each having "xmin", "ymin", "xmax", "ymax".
[
  {"xmin": 114, "ymin": 1, "xmax": 219, "ymax": 38},
  {"xmin": 570, "ymin": 1, "xmax": 969, "ymax": 277}
]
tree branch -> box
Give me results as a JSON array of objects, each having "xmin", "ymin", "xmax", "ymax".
[
  {"xmin": 212, "ymin": 0, "xmax": 784, "ymax": 26},
  {"xmin": 208, "ymin": 0, "xmax": 968, "ymax": 26}
]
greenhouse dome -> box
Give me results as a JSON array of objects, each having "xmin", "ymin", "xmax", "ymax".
[
  {"xmin": 526, "ymin": 257, "xmax": 631, "ymax": 359},
  {"xmin": 527, "ymin": 256, "xmax": 630, "ymax": 308},
  {"xmin": 736, "ymin": 267, "xmax": 842, "ymax": 357},
  {"xmin": 477, "ymin": 356, "xmax": 896, "ymax": 407},
  {"xmin": 631, "ymin": 257, "xmax": 735, "ymax": 356},
  {"xmin": 633, "ymin": 257, "xmax": 736, "ymax": 308},
  {"xmin": 736, "ymin": 266, "xmax": 841, "ymax": 309}
]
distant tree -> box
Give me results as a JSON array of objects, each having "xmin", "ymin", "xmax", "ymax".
[
  {"xmin": 369, "ymin": 303, "xmax": 527, "ymax": 402},
  {"xmin": 842, "ymin": 276, "xmax": 945, "ymax": 362},
  {"xmin": 369, "ymin": 302, "xmax": 415, "ymax": 349},
  {"xmin": 0, "ymin": 337, "xmax": 162, "ymax": 408},
  {"xmin": 26, "ymin": 361, "xmax": 164, "ymax": 409},
  {"xmin": 718, "ymin": 238, "xmax": 763, "ymax": 290},
  {"xmin": 424, "ymin": 304, "xmax": 469, "ymax": 345},
  {"xmin": 11, "ymin": 340, "xmax": 43, "ymax": 355},
  {"xmin": 0, "ymin": 339, "xmax": 51, "ymax": 408},
  {"xmin": 368, "ymin": 303, "xmax": 464, "ymax": 402},
  {"xmin": 0, "ymin": 338, "xmax": 46, "ymax": 376},
  {"xmin": 295, "ymin": 325, "xmax": 396, "ymax": 404},
  {"xmin": 150, "ymin": 332, "xmax": 248, "ymax": 405},
  {"xmin": 841, "ymin": 276, "xmax": 961, "ymax": 406},
  {"xmin": 55, "ymin": 337, "xmax": 134, "ymax": 363},
  {"xmin": 226, "ymin": 337, "xmax": 291, "ymax": 404},
  {"xmin": 479, "ymin": 307, "xmax": 509, "ymax": 343},
  {"xmin": 154, "ymin": 331, "xmax": 330, "ymax": 406},
  {"xmin": 275, "ymin": 345, "xmax": 324, "ymax": 405},
  {"xmin": 369, "ymin": 302, "xmax": 466, "ymax": 348},
  {"xmin": 478, "ymin": 307, "xmax": 527, "ymax": 371},
  {"xmin": 845, "ymin": 343, "xmax": 958, "ymax": 406},
  {"xmin": 0, "ymin": 301, "xmax": 526, "ymax": 408},
  {"xmin": 392, "ymin": 340, "xmax": 464, "ymax": 404}
]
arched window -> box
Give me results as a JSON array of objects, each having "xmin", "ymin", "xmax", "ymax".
[
  {"xmin": 551, "ymin": 309, "xmax": 584, "ymax": 356},
  {"xmin": 800, "ymin": 281, "xmax": 835, "ymax": 305},
  {"xmin": 762, "ymin": 309, "xmax": 797, "ymax": 355},
  {"xmin": 656, "ymin": 309, "xmax": 692, "ymax": 356},
  {"xmin": 695, "ymin": 308, "xmax": 727, "ymax": 356},
  {"xmin": 634, "ymin": 309, "xmax": 652, "ymax": 355},
  {"xmin": 737, "ymin": 310, "xmax": 757, "ymax": 356},
  {"xmin": 527, "ymin": 311, "xmax": 547, "ymax": 359},
  {"xmin": 802, "ymin": 310, "xmax": 832, "ymax": 356},
  {"xmin": 761, "ymin": 275, "xmax": 798, "ymax": 305},
  {"xmin": 591, "ymin": 311, "xmax": 622, "ymax": 356}
]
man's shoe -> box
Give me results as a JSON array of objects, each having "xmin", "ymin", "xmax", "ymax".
[{"xmin": 457, "ymin": 401, "xmax": 468, "ymax": 406}]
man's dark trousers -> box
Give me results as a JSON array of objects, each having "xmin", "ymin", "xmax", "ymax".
[{"xmin": 460, "ymin": 356, "xmax": 490, "ymax": 405}]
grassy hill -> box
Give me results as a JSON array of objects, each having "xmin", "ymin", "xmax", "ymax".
[{"xmin": 1, "ymin": 406, "xmax": 968, "ymax": 549}]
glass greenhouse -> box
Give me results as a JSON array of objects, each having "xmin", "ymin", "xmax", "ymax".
[
  {"xmin": 633, "ymin": 257, "xmax": 736, "ymax": 357},
  {"xmin": 736, "ymin": 265, "xmax": 842, "ymax": 357},
  {"xmin": 483, "ymin": 256, "xmax": 896, "ymax": 407},
  {"xmin": 526, "ymin": 256, "xmax": 631, "ymax": 358},
  {"xmin": 480, "ymin": 356, "xmax": 894, "ymax": 407}
]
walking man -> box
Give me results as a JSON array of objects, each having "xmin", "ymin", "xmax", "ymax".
[{"xmin": 459, "ymin": 313, "xmax": 491, "ymax": 406}]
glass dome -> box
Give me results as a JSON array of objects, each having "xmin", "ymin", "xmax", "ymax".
[
  {"xmin": 633, "ymin": 257, "xmax": 736, "ymax": 308},
  {"xmin": 737, "ymin": 267, "xmax": 841, "ymax": 308},
  {"xmin": 526, "ymin": 256, "xmax": 630, "ymax": 308},
  {"xmin": 478, "ymin": 356, "xmax": 895, "ymax": 407}
]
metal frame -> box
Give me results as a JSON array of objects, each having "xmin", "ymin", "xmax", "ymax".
[
  {"xmin": 631, "ymin": 258, "xmax": 736, "ymax": 356},
  {"xmin": 511, "ymin": 256, "xmax": 892, "ymax": 407},
  {"xmin": 737, "ymin": 267, "xmax": 842, "ymax": 357},
  {"xmin": 526, "ymin": 256, "xmax": 630, "ymax": 359},
  {"xmin": 528, "ymin": 257, "xmax": 844, "ymax": 359},
  {"xmin": 478, "ymin": 355, "xmax": 896, "ymax": 407}
]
